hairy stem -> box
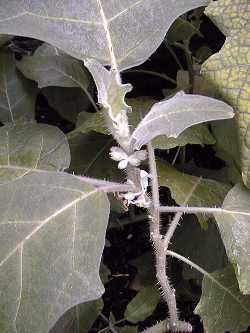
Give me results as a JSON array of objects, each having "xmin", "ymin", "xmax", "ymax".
[
  {"xmin": 163, "ymin": 177, "xmax": 201, "ymax": 250},
  {"xmin": 76, "ymin": 175, "xmax": 134, "ymax": 192},
  {"xmin": 159, "ymin": 206, "xmax": 223, "ymax": 214},
  {"xmin": 147, "ymin": 142, "xmax": 193, "ymax": 332}
]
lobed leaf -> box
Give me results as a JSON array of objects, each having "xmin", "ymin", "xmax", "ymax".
[
  {"xmin": 195, "ymin": 265, "xmax": 250, "ymax": 333},
  {"xmin": 214, "ymin": 184, "xmax": 250, "ymax": 294},
  {"xmin": 0, "ymin": 0, "xmax": 208, "ymax": 70},
  {"xmin": 131, "ymin": 91, "xmax": 234, "ymax": 150},
  {"xmin": 70, "ymin": 97, "xmax": 215, "ymax": 148}
]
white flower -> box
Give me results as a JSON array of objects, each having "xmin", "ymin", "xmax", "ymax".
[
  {"xmin": 140, "ymin": 170, "xmax": 152, "ymax": 190},
  {"xmin": 109, "ymin": 147, "xmax": 147, "ymax": 169},
  {"xmin": 121, "ymin": 169, "xmax": 152, "ymax": 208}
]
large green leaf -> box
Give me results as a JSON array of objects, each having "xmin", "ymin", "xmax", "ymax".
[
  {"xmin": 0, "ymin": 52, "xmax": 37, "ymax": 124},
  {"xmin": 0, "ymin": 171, "xmax": 110, "ymax": 333},
  {"xmin": 202, "ymin": 0, "xmax": 250, "ymax": 187},
  {"xmin": 195, "ymin": 265, "xmax": 250, "ymax": 333},
  {"xmin": 0, "ymin": 122, "xmax": 109, "ymax": 332},
  {"xmin": 157, "ymin": 161, "xmax": 230, "ymax": 227},
  {"xmin": 131, "ymin": 92, "xmax": 234, "ymax": 150},
  {"xmin": 214, "ymin": 184, "xmax": 250, "ymax": 294},
  {"xmin": 0, "ymin": 0, "xmax": 208, "ymax": 70}
]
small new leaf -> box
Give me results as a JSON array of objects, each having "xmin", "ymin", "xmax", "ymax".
[{"xmin": 131, "ymin": 92, "xmax": 234, "ymax": 150}]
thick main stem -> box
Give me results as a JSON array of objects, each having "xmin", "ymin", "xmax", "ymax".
[{"xmin": 147, "ymin": 143, "xmax": 192, "ymax": 332}]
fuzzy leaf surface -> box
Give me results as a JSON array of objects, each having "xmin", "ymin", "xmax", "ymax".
[
  {"xmin": 50, "ymin": 299, "xmax": 104, "ymax": 333},
  {"xmin": 157, "ymin": 161, "xmax": 230, "ymax": 227},
  {"xmin": 195, "ymin": 265, "xmax": 250, "ymax": 333},
  {"xmin": 0, "ymin": 52, "xmax": 37, "ymax": 123},
  {"xmin": 0, "ymin": 171, "xmax": 109, "ymax": 333},
  {"xmin": 71, "ymin": 97, "xmax": 215, "ymax": 148},
  {"xmin": 0, "ymin": 123, "xmax": 70, "ymax": 184},
  {"xmin": 68, "ymin": 132, "xmax": 122, "ymax": 182},
  {"xmin": 131, "ymin": 92, "xmax": 234, "ymax": 150},
  {"xmin": 17, "ymin": 44, "xmax": 90, "ymax": 89},
  {"xmin": 214, "ymin": 184, "xmax": 250, "ymax": 294},
  {"xmin": 202, "ymin": 0, "xmax": 250, "ymax": 187},
  {"xmin": 0, "ymin": 0, "xmax": 208, "ymax": 70}
]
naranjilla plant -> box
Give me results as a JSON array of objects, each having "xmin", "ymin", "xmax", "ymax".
[{"xmin": 0, "ymin": 0, "xmax": 249, "ymax": 332}]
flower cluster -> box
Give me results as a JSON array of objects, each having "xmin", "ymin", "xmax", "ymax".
[{"xmin": 123, "ymin": 169, "xmax": 151, "ymax": 208}]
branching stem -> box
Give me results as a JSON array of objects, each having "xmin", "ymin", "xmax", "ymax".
[{"xmin": 147, "ymin": 143, "xmax": 195, "ymax": 332}]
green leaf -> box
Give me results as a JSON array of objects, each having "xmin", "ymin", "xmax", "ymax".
[
  {"xmin": 128, "ymin": 97, "xmax": 216, "ymax": 149},
  {"xmin": 85, "ymin": 58, "xmax": 132, "ymax": 118},
  {"xmin": 0, "ymin": 123, "xmax": 109, "ymax": 332},
  {"xmin": 0, "ymin": 171, "xmax": 110, "ymax": 333},
  {"xmin": 166, "ymin": 17, "xmax": 202, "ymax": 43},
  {"xmin": 124, "ymin": 286, "xmax": 160, "ymax": 323},
  {"xmin": 195, "ymin": 265, "xmax": 250, "ymax": 333},
  {"xmin": 131, "ymin": 92, "xmax": 234, "ymax": 150},
  {"xmin": 153, "ymin": 123, "xmax": 215, "ymax": 149},
  {"xmin": 70, "ymin": 97, "xmax": 215, "ymax": 149},
  {"xmin": 0, "ymin": 34, "xmax": 12, "ymax": 47},
  {"xmin": 43, "ymin": 87, "xmax": 91, "ymax": 123},
  {"xmin": 171, "ymin": 216, "xmax": 227, "ymax": 281},
  {"xmin": 211, "ymin": 119, "xmax": 242, "ymax": 184},
  {"xmin": 0, "ymin": 123, "xmax": 70, "ymax": 182},
  {"xmin": 120, "ymin": 326, "xmax": 138, "ymax": 333},
  {"xmin": 50, "ymin": 299, "xmax": 103, "ymax": 333},
  {"xmin": 68, "ymin": 132, "xmax": 122, "ymax": 181},
  {"xmin": 157, "ymin": 161, "xmax": 231, "ymax": 228},
  {"xmin": 202, "ymin": 0, "xmax": 250, "ymax": 187},
  {"xmin": 17, "ymin": 43, "xmax": 92, "ymax": 122},
  {"xmin": 0, "ymin": 52, "xmax": 37, "ymax": 124},
  {"xmin": 0, "ymin": 0, "xmax": 208, "ymax": 70},
  {"xmin": 17, "ymin": 44, "xmax": 91, "ymax": 89},
  {"xmin": 214, "ymin": 184, "xmax": 250, "ymax": 294}
]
